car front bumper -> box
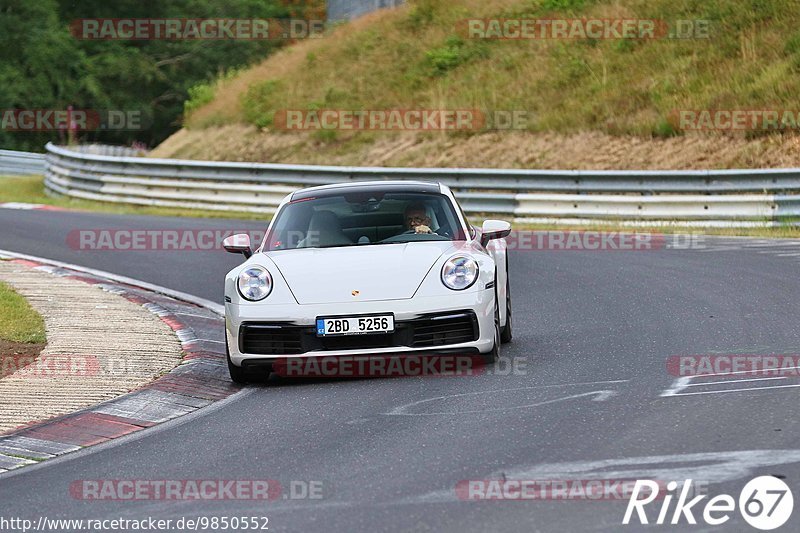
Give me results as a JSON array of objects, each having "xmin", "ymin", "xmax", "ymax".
[{"xmin": 225, "ymin": 289, "xmax": 496, "ymax": 366}]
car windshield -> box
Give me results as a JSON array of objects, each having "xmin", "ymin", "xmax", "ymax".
[{"xmin": 264, "ymin": 191, "xmax": 466, "ymax": 251}]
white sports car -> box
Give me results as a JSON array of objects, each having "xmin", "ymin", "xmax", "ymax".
[{"xmin": 222, "ymin": 181, "xmax": 512, "ymax": 383}]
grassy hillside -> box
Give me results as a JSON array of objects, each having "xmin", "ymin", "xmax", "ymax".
[{"xmin": 153, "ymin": 0, "xmax": 800, "ymax": 168}]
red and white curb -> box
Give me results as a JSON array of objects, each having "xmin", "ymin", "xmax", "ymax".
[
  {"xmin": 0, "ymin": 202, "xmax": 67, "ymax": 211},
  {"xmin": 0, "ymin": 251, "xmax": 236, "ymax": 473}
]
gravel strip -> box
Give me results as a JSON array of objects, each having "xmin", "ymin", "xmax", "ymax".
[{"xmin": 0, "ymin": 260, "xmax": 183, "ymax": 433}]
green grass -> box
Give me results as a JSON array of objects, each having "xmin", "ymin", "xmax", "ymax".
[
  {"xmin": 187, "ymin": 0, "xmax": 800, "ymax": 138},
  {"xmin": 184, "ymin": 67, "xmax": 246, "ymax": 118},
  {"xmin": 0, "ymin": 281, "xmax": 46, "ymax": 344},
  {"xmin": 0, "ymin": 175, "xmax": 270, "ymax": 221},
  {"xmin": 510, "ymin": 220, "xmax": 800, "ymax": 238},
  {"xmin": 464, "ymin": 213, "xmax": 800, "ymax": 238}
]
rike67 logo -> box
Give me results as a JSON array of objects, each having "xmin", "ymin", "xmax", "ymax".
[{"xmin": 624, "ymin": 476, "xmax": 793, "ymax": 530}]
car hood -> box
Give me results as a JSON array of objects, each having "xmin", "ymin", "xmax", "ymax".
[{"xmin": 267, "ymin": 242, "xmax": 460, "ymax": 304}]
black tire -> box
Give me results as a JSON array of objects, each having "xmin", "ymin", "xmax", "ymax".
[
  {"xmin": 481, "ymin": 277, "xmax": 501, "ymax": 364},
  {"xmin": 226, "ymin": 337, "xmax": 254, "ymax": 384},
  {"xmin": 500, "ymin": 258, "xmax": 513, "ymax": 344},
  {"xmin": 227, "ymin": 358, "xmax": 249, "ymax": 384}
]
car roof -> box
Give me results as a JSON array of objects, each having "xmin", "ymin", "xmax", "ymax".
[{"xmin": 290, "ymin": 180, "xmax": 442, "ymax": 201}]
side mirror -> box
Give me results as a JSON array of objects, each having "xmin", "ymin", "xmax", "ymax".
[
  {"xmin": 223, "ymin": 234, "xmax": 253, "ymax": 258},
  {"xmin": 480, "ymin": 220, "xmax": 511, "ymax": 246}
]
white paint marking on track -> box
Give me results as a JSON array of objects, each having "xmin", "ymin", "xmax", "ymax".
[
  {"xmin": 686, "ymin": 376, "xmax": 787, "ymax": 387},
  {"xmin": 385, "ymin": 380, "xmax": 627, "ymax": 416},
  {"xmin": 660, "ymin": 376, "xmax": 693, "ymax": 397},
  {"xmin": 500, "ymin": 450, "xmax": 800, "ymax": 486},
  {"xmin": 662, "ymin": 366, "xmax": 800, "ymax": 397},
  {"xmin": 689, "ymin": 365, "xmax": 800, "ymax": 379},
  {"xmin": 664, "ymin": 383, "xmax": 800, "ymax": 397},
  {"xmin": 406, "ymin": 449, "xmax": 800, "ymax": 504}
]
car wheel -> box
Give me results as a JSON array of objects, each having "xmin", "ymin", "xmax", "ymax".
[
  {"xmin": 500, "ymin": 259, "xmax": 513, "ymax": 344},
  {"xmin": 482, "ymin": 277, "xmax": 501, "ymax": 364},
  {"xmin": 226, "ymin": 336, "xmax": 251, "ymax": 384}
]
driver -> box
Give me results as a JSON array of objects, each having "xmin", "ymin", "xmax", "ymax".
[{"xmin": 404, "ymin": 203, "xmax": 434, "ymax": 234}]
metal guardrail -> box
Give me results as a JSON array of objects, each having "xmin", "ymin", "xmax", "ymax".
[
  {"xmin": 69, "ymin": 144, "xmax": 148, "ymax": 158},
  {"xmin": 30, "ymin": 142, "xmax": 800, "ymax": 224},
  {"xmin": 0, "ymin": 150, "xmax": 46, "ymax": 176}
]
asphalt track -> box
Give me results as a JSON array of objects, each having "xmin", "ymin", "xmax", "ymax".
[{"xmin": 1, "ymin": 207, "xmax": 799, "ymax": 532}]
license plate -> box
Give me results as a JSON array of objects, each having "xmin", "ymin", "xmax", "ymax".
[{"xmin": 316, "ymin": 315, "xmax": 394, "ymax": 337}]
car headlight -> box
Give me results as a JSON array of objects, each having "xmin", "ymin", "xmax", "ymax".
[
  {"xmin": 441, "ymin": 256, "xmax": 479, "ymax": 291},
  {"xmin": 237, "ymin": 266, "xmax": 273, "ymax": 301}
]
